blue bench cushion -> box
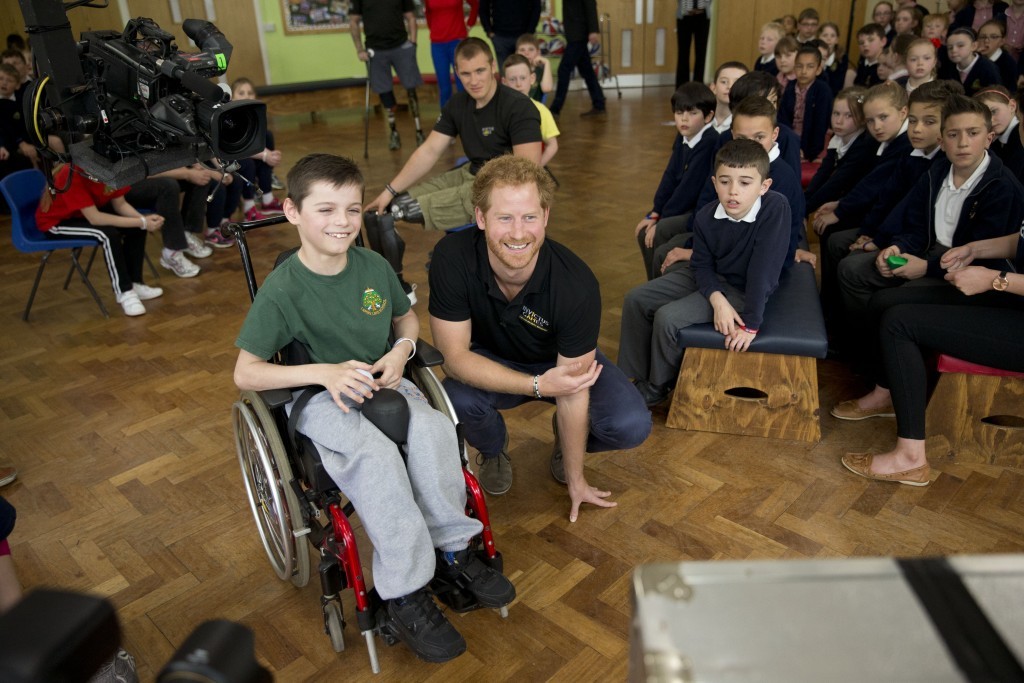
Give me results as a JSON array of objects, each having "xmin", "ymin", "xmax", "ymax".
[{"xmin": 675, "ymin": 263, "xmax": 828, "ymax": 359}]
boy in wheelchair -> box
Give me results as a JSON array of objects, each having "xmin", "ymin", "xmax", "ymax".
[{"xmin": 232, "ymin": 153, "xmax": 515, "ymax": 663}]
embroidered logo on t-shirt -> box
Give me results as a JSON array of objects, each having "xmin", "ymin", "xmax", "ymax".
[
  {"xmin": 481, "ymin": 126, "xmax": 495, "ymax": 137},
  {"xmin": 361, "ymin": 287, "xmax": 387, "ymax": 316},
  {"xmin": 519, "ymin": 306, "xmax": 549, "ymax": 332}
]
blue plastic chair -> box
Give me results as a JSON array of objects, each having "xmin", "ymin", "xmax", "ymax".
[{"xmin": 0, "ymin": 169, "xmax": 109, "ymax": 320}]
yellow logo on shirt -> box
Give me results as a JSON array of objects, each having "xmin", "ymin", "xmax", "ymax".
[
  {"xmin": 361, "ymin": 287, "xmax": 387, "ymax": 316},
  {"xmin": 519, "ymin": 306, "xmax": 549, "ymax": 331}
]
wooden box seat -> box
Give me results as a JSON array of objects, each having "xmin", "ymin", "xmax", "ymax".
[
  {"xmin": 666, "ymin": 264, "xmax": 827, "ymax": 443},
  {"xmin": 925, "ymin": 354, "xmax": 1024, "ymax": 468}
]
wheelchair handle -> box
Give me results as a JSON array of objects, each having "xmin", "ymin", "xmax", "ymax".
[{"xmin": 221, "ymin": 213, "xmax": 290, "ymax": 240}]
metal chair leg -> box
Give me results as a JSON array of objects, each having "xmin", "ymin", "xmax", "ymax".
[
  {"xmin": 24, "ymin": 252, "xmax": 51, "ymax": 322},
  {"xmin": 70, "ymin": 250, "xmax": 109, "ymax": 318},
  {"xmin": 145, "ymin": 252, "xmax": 160, "ymax": 280}
]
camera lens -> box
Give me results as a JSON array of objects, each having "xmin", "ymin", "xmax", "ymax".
[{"xmin": 199, "ymin": 100, "xmax": 267, "ymax": 160}]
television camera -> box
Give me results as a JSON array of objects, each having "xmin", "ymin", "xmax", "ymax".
[{"xmin": 17, "ymin": 0, "xmax": 267, "ymax": 188}]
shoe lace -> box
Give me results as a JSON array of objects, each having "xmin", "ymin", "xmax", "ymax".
[{"xmin": 394, "ymin": 590, "xmax": 447, "ymax": 631}]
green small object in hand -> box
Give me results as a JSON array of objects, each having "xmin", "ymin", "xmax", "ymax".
[{"xmin": 886, "ymin": 255, "xmax": 908, "ymax": 268}]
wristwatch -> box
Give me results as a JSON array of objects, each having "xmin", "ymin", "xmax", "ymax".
[{"xmin": 993, "ymin": 270, "xmax": 1009, "ymax": 291}]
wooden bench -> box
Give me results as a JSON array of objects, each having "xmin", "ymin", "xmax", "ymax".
[
  {"xmin": 925, "ymin": 355, "xmax": 1024, "ymax": 468},
  {"xmin": 665, "ymin": 263, "xmax": 828, "ymax": 443}
]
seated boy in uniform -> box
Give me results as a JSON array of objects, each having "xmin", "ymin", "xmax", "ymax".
[
  {"xmin": 233, "ymin": 153, "xmax": 514, "ymax": 664},
  {"xmin": 618, "ymin": 139, "xmax": 792, "ymax": 406}
]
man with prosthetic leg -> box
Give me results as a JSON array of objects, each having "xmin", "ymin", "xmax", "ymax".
[
  {"xmin": 366, "ymin": 37, "xmax": 542, "ymax": 295},
  {"xmin": 351, "ymin": 0, "xmax": 426, "ymax": 151}
]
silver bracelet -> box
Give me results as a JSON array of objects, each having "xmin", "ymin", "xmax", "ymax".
[
  {"xmin": 393, "ymin": 337, "xmax": 416, "ymax": 360},
  {"xmin": 533, "ymin": 374, "xmax": 542, "ymax": 399}
]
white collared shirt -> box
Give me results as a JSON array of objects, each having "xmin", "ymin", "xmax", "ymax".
[
  {"xmin": 714, "ymin": 196, "xmax": 763, "ymax": 223},
  {"xmin": 991, "ymin": 47, "xmax": 1004, "ymax": 62},
  {"xmin": 910, "ymin": 146, "xmax": 941, "ymax": 159},
  {"xmin": 760, "ymin": 54, "xmax": 775, "ymax": 65},
  {"xmin": 829, "ymin": 129, "xmax": 864, "ymax": 159},
  {"xmin": 683, "ymin": 120, "xmax": 715, "ymax": 149},
  {"xmin": 877, "ymin": 118, "xmax": 910, "ymax": 155},
  {"xmin": 887, "ymin": 67, "xmax": 908, "ymax": 81},
  {"xmin": 934, "ymin": 153, "xmax": 991, "ymax": 247},
  {"xmin": 957, "ymin": 54, "xmax": 980, "ymax": 76},
  {"xmin": 0, "ymin": 94, "xmax": 14, "ymax": 101},
  {"xmin": 1000, "ymin": 117, "xmax": 1020, "ymax": 145},
  {"xmin": 767, "ymin": 142, "xmax": 781, "ymax": 163},
  {"xmin": 712, "ymin": 114, "xmax": 732, "ymax": 135},
  {"xmin": 824, "ymin": 52, "xmax": 836, "ymax": 69}
]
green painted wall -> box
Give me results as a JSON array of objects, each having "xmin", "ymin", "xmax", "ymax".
[{"xmin": 259, "ymin": 0, "xmax": 563, "ymax": 86}]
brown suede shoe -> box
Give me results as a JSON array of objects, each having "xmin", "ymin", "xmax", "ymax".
[
  {"xmin": 831, "ymin": 399, "xmax": 895, "ymax": 420},
  {"xmin": 841, "ymin": 452, "xmax": 931, "ymax": 486}
]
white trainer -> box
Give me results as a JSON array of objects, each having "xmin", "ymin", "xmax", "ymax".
[
  {"xmin": 160, "ymin": 250, "xmax": 200, "ymax": 278},
  {"xmin": 133, "ymin": 283, "xmax": 164, "ymax": 300},
  {"xmin": 117, "ymin": 290, "xmax": 146, "ymax": 316},
  {"xmin": 183, "ymin": 231, "xmax": 213, "ymax": 258}
]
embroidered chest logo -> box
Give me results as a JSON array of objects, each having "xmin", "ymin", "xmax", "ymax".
[
  {"xmin": 361, "ymin": 287, "xmax": 387, "ymax": 316},
  {"xmin": 519, "ymin": 306, "xmax": 549, "ymax": 332},
  {"xmin": 481, "ymin": 126, "xmax": 495, "ymax": 137}
]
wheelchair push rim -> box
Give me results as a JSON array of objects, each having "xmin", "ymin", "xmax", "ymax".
[{"xmin": 232, "ymin": 391, "xmax": 311, "ymax": 586}]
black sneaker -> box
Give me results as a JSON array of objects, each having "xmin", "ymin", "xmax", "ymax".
[
  {"xmin": 435, "ymin": 548, "xmax": 516, "ymax": 609},
  {"xmin": 384, "ymin": 588, "xmax": 466, "ymax": 663},
  {"xmin": 634, "ymin": 380, "xmax": 671, "ymax": 408}
]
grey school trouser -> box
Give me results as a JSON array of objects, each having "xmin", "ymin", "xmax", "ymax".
[
  {"xmin": 292, "ymin": 379, "xmax": 482, "ymax": 600},
  {"xmin": 618, "ymin": 265, "xmax": 746, "ymax": 388}
]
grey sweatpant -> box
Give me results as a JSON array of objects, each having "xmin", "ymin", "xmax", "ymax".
[
  {"xmin": 618, "ymin": 265, "xmax": 746, "ymax": 388},
  {"xmin": 293, "ymin": 379, "xmax": 482, "ymax": 600}
]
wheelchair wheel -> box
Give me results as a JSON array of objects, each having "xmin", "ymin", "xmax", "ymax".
[
  {"xmin": 324, "ymin": 601, "xmax": 345, "ymax": 652},
  {"xmin": 233, "ymin": 391, "xmax": 311, "ymax": 588},
  {"xmin": 412, "ymin": 365, "xmax": 469, "ymax": 464}
]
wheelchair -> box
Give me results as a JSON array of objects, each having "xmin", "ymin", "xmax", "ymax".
[{"xmin": 225, "ymin": 215, "xmax": 505, "ymax": 673}]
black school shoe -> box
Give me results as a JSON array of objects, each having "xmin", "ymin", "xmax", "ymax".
[
  {"xmin": 384, "ymin": 588, "xmax": 466, "ymax": 663},
  {"xmin": 435, "ymin": 548, "xmax": 516, "ymax": 609}
]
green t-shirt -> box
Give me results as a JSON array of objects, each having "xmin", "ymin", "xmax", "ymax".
[{"xmin": 235, "ymin": 248, "xmax": 410, "ymax": 364}]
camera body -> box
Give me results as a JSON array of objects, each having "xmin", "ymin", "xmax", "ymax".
[{"xmin": 19, "ymin": 0, "xmax": 267, "ymax": 188}]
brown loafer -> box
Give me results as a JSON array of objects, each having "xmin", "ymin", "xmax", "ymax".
[
  {"xmin": 830, "ymin": 399, "xmax": 895, "ymax": 420},
  {"xmin": 841, "ymin": 452, "xmax": 931, "ymax": 486}
]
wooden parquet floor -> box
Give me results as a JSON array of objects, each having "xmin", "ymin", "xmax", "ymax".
[{"xmin": 2, "ymin": 85, "xmax": 1023, "ymax": 681}]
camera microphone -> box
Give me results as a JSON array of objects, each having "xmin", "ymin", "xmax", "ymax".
[{"xmin": 156, "ymin": 58, "xmax": 226, "ymax": 103}]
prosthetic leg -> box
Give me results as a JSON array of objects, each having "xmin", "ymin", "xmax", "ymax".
[
  {"xmin": 363, "ymin": 211, "xmax": 416, "ymax": 304},
  {"xmin": 379, "ymin": 91, "xmax": 401, "ymax": 151},
  {"xmin": 389, "ymin": 192, "xmax": 424, "ymax": 224},
  {"xmin": 406, "ymin": 88, "xmax": 425, "ymax": 146}
]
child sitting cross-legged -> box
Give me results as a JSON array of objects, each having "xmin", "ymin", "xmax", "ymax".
[
  {"xmin": 634, "ymin": 81, "xmax": 719, "ymax": 280},
  {"xmin": 618, "ymin": 139, "xmax": 792, "ymax": 407},
  {"xmin": 233, "ymin": 153, "xmax": 515, "ymax": 664}
]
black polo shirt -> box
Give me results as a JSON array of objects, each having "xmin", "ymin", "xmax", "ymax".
[
  {"xmin": 428, "ymin": 228, "xmax": 601, "ymax": 364},
  {"xmin": 433, "ymin": 84, "xmax": 542, "ymax": 174},
  {"xmin": 351, "ymin": 0, "xmax": 414, "ymax": 51}
]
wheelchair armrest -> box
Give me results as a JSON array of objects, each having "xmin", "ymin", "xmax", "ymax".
[
  {"xmin": 259, "ymin": 388, "xmax": 295, "ymax": 410},
  {"xmin": 411, "ymin": 339, "xmax": 444, "ymax": 368}
]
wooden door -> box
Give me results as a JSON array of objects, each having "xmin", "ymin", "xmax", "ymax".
[
  {"xmin": 593, "ymin": 0, "xmax": 677, "ymax": 84},
  {"xmin": 639, "ymin": 0, "xmax": 677, "ymax": 85}
]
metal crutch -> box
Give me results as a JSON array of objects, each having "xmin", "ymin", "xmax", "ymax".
[{"xmin": 364, "ymin": 48, "xmax": 374, "ymax": 160}]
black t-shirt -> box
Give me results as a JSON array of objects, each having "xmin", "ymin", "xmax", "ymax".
[
  {"xmin": 352, "ymin": 0, "xmax": 414, "ymax": 51},
  {"xmin": 434, "ymin": 84, "xmax": 542, "ymax": 174},
  {"xmin": 428, "ymin": 228, "xmax": 601, "ymax": 363}
]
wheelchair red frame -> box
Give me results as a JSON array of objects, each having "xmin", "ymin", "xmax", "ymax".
[{"xmin": 226, "ymin": 215, "xmax": 502, "ymax": 674}]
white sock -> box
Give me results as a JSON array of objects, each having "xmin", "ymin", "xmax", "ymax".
[
  {"xmin": 261, "ymin": 194, "xmax": 276, "ymax": 206},
  {"xmin": 242, "ymin": 199, "xmax": 255, "ymax": 211},
  {"xmin": 162, "ymin": 248, "xmax": 178, "ymax": 259}
]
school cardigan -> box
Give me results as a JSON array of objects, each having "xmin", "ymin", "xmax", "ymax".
[
  {"xmin": 804, "ymin": 131, "xmax": 878, "ymax": 214},
  {"xmin": 887, "ymin": 154, "xmax": 1024, "ymax": 278},
  {"xmin": 778, "ymin": 77, "xmax": 833, "ymax": 160},
  {"xmin": 859, "ymin": 150, "xmax": 943, "ymax": 239},
  {"xmin": 650, "ymin": 127, "xmax": 720, "ymax": 218},
  {"xmin": 832, "ymin": 132, "xmax": 912, "ymax": 227}
]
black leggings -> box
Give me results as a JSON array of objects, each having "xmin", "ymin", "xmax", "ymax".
[
  {"xmin": 48, "ymin": 221, "xmax": 147, "ymax": 295},
  {"xmin": 879, "ymin": 301, "xmax": 1024, "ymax": 440}
]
